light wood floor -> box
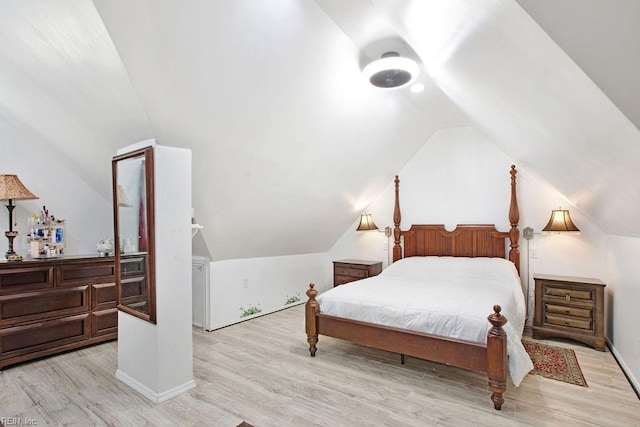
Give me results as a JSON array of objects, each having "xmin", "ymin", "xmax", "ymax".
[{"xmin": 1, "ymin": 304, "xmax": 639, "ymax": 426}]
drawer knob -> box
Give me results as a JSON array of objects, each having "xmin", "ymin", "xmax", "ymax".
[{"xmin": 565, "ymin": 294, "xmax": 571, "ymax": 301}]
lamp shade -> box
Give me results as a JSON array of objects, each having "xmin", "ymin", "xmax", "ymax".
[
  {"xmin": 541, "ymin": 209, "xmax": 580, "ymax": 235},
  {"xmin": 356, "ymin": 213, "xmax": 379, "ymax": 231},
  {"xmin": 0, "ymin": 175, "xmax": 38, "ymax": 201}
]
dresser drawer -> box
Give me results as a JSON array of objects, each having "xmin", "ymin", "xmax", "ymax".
[
  {"xmin": 545, "ymin": 303, "xmax": 591, "ymax": 318},
  {"xmin": 57, "ymin": 260, "xmax": 115, "ymax": 287},
  {"xmin": 0, "ymin": 266, "xmax": 54, "ymax": 294},
  {"xmin": 544, "ymin": 313, "xmax": 592, "ymax": 330},
  {"xmin": 0, "ymin": 313, "xmax": 90, "ymax": 360},
  {"xmin": 91, "ymin": 282, "xmax": 117, "ymax": 310},
  {"xmin": 91, "ymin": 308, "xmax": 118, "ymax": 338},
  {"xmin": 0, "ymin": 285, "xmax": 89, "ymax": 327}
]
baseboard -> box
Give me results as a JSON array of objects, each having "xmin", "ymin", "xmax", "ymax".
[
  {"xmin": 606, "ymin": 338, "xmax": 640, "ymax": 399},
  {"xmin": 206, "ymin": 300, "xmax": 306, "ymax": 331},
  {"xmin": 115, "ymin": 369, "xmax": 196, "ymax": 403}
]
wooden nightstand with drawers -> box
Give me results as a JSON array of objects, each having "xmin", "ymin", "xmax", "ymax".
[
  {"xmin": 533, "ymin": 274, "xmax": 606, "ymax": 351},
  {"xmin": 333, "ymin": 259, "xmax": 382, "ymax": 286}
]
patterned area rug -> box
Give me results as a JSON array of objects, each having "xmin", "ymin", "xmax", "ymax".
[{"xmin": 523, "ymin": 340, "xmax": 588, "ymax": 387}]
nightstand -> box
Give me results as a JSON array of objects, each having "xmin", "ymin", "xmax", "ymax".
[
  {"xmin": 533, "ymin": 274, "xmax": 606, "ymax": 351},
  {"xmin": 333, "ymin": 259, "xmax": 382, "ymax": 286}
]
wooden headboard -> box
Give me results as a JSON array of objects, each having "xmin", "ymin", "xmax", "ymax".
[{"xmin": 392, "ymin": 165, "xmax": 520, "ymax": 274}]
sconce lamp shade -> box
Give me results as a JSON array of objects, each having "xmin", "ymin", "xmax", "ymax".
[
  {"xmin": 541, "ymin": 209, "xmax": 580, "ymax": 235},
  {"xmin": 0, "ymin": 175, "xmax": 38, "ymax": 201},
  {"xmin": 117, "ymin": 184, "xmax": 133, "ymax": 207},
  {"xmin": 356, "ymin": 213, "xmax": 379, "ymax": 231}
]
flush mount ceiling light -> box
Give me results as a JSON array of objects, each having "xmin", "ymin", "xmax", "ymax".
[{"xmin": 363, "ymin": 52, "xmax": 419, "ymax": 89}]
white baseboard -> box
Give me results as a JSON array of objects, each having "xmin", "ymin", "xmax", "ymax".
[
  {"xmin": 115, "ymin": 369, "xmax": 196, "ymax": 403},
  {"xmin": 606, "ymin": 338, "xmax": 640, "ymax": 399}
]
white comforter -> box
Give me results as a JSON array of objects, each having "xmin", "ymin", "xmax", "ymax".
[{"xmin": 317, "ymin": 256, "xmax": 533, "ymax": 386}]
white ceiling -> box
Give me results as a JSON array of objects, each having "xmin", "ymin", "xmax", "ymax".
[{"xmin": 1, "ymin": 0, "xmax": 639, "ymax": 260}]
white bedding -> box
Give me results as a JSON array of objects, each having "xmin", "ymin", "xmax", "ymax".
[{"xmin": 317, "ymin": 256, "xmax": 533, "ymax": 386}]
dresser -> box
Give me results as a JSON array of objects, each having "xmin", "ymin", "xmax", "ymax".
[
  {"xmin": 0, "ymin": 255, "xmax": 117, "ymax": 369},
  {"xmin": 333, "ymin": 259, "xmax": 383, "ymax": 286},
  {"xmin": 533, "ymin": 274, "xmax": 606, "ymax": 351}
]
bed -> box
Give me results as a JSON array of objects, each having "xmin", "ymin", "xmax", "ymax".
[{"xmin": 305, "ymin": 165, "xmax": 532, "ymax": 410}]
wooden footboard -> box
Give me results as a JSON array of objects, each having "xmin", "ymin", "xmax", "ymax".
[{"xmin": 305, "ymin": 283, "xmax": 509, "ymax": 410}]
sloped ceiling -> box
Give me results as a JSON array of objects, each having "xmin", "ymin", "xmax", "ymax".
[{"xmin": 1, "ymin": 1, "xmax": 638, "ymax": 261}]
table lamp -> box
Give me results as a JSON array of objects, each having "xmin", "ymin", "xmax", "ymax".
[{"xmin": 0, "ymin": 175, "xmax": 38, "ymax": 261}]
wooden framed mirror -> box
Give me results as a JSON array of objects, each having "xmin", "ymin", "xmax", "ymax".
[{"xmin": 112, "ymin": 146, "xmax": 156, "ymax": 323}]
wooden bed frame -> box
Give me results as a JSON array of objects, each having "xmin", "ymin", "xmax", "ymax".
[{"xmin": 305, "ymin": 165, "xmax": 520, "ymax": 410}]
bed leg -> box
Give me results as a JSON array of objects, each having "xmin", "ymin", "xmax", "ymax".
[
  {"xmin": 305, "ymin": 283, "xmax": 319, "ymax": 357},
  {"xmin": 487, "ymin": 304, "xmax": 508, "ymax": 410}
]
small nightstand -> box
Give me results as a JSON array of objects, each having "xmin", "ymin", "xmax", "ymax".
[
  {"xmin": 533, "ymin": 274, "xmax": 606, "ymax": 351},
  {"xmin": 333, "ymin": 259, "xmax": 382, "ymax": 286}
]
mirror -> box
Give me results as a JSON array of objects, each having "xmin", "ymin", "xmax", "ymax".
[{"xmin": 112, "ymin": 146, "xmax": 156, "ymax": 323}]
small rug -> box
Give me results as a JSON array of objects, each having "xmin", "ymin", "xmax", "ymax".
[{"xmin": 523, "ymin": 340, "xmax": 588, "ymax": 387}]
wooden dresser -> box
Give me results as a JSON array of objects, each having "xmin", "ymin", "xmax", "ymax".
[
  {"xmin": 333, "ymin": 259, "xmax": 383, "ymax": 286},
  {"xmin": 533, "ymin": 274, "xmax": 606, "ymax": 351},
  {"xmin": 0, "ymin": 255, "xmax": 117, "ymax": 369}
]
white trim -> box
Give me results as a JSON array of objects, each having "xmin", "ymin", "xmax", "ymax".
[
  {"xmin": 606, "ymin": 337, "xmax": 640, "ymax": 398},
  {"xmin": 115, "ymin": 369, "xmax": 196, "ymax": 403}
]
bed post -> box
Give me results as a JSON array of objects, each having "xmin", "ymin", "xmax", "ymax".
[
  {"xmin": 305, "ymin": 283, "xmax": 319, "ymax": 356},
  {"xmin": 487, "ymin": 305, "xmax": 508, "ymax": 410},
  {"xmin": 508, "ymin": 165, "xmax": 520, "ymax": 273},
  {"xmin": 392, "ymin": 175, "xmax": 402, "ymax": 262}
]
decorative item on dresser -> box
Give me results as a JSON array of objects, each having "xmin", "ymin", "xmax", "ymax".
[
  {"xmin": 533, "ymin": 274, "xmax": 606, "ymax": 351},
  {"xmin": 0, "ymin": 255, "xmax": 117, "ymax": 369},
  {"xmin": 332, "ymin": 259, "xmax": 383, "ymax": 286},
  {"xmin": 307, "ymin": 165, "xmax": 527, "ymax": 410}
]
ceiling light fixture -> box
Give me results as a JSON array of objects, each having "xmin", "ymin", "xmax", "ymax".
[{"xmin": 363, "ymin": 52, "xmax": 419, "ymax": 89}]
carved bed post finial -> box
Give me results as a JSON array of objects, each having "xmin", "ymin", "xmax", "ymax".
[
  {"xmin": 305, "ymin": 283, "xmax": 319, "ymax": 356},
  {"xmin": 508, "ymin": 165, "xmax": 520, "ymax": 273},
  {"xmin": 487, "ymin": 305, "xmax": 508, "ymax": 410},
  {"xmin": 392, "ymin": 175, "xmax": 402, "ymax": 262}
]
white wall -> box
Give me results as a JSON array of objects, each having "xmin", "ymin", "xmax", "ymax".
[
  {"xmin": 605, "ymin": 235, "xmax": 640, "ymax": 393},
  {"xmin": 330, "ymin": 127, "xmax": 607, "ymax": 325},
  {"xmin": 207, "ymin": 252, "xmax": 331, "ymax": 330},
  {"xmin": 0, "ymin": 116, "xmax": 113, "ymax": 258}
]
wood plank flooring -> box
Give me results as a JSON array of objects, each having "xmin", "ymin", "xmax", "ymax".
[{"xmin": 1, "ymin": 304, "xmax": 638, "ymax": 426}]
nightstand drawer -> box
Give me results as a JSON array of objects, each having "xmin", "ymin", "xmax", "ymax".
[
  {"xmin": 545, "ymin": 313, "xmax": 592, "ymax": 330},
  {"xmin": 544, "ymin": 286, "xmax": 593, "ymax": 303},
  {"xmin": 334, "ymin": 266, "xmax": 367, "ymax": 278},
  {"xmin": 545, "ymin": 303, "xmax": 591, "ymax": 318}
]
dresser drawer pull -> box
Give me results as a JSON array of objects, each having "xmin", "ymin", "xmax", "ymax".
[{"xmin": 566, "ymin": 294, "xmax": 571, "ymax": 301}]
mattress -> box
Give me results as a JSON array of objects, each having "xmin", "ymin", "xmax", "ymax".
[{"xmin": 317, "ymin": 256, "xmax": 533, "ymax": 386}]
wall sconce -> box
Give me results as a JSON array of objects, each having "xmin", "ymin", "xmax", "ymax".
[
  {"xmin": 521, "ymin": 207, "xmax": 580, "ymax": 322},
  {"xmin": 356, "ymin": 213, "xmax": 392, "ymax": 266},
  {"xmin": 356, "ymin": 213, "xmax": 391, "ymax": 237},
  {"xmin": 523, "ymin": 208, "xmax": 580, "ymax": 241},
  {"xmin": 0, "ymin": 175, "xmax": 38, "ymax": 261}
]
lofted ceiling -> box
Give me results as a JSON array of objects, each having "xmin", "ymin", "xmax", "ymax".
[{"xmin": 1, "ymin": 0, "xmax": 639, "ymax": 261}]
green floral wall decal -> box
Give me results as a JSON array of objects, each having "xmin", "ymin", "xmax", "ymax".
[{"xmin": 239, "ymin": 304, "xmax": 262, "ymax": 318}]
